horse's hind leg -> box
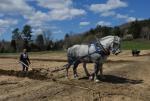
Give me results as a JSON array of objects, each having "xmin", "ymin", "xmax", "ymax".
[
  {"xmin": 66, "ymin": 63, "xmax": 71, "ymax": 78},
  {"xmin": 73, "ymin": 62, "xmax": 79, "ymax": 79},
  {"xmin": 83, "ymin": 62, "xmax": 90, "ymax": 77}
]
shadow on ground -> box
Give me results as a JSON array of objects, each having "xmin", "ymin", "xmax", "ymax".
[
  {"xmin": 106, "ymin": 60, "xmax": 136, "ymax": 64},
  {"xmin": 100, "ymin": 75, "xmax": 143, "ymax": 84},
  {"xmin": 79, "ymin": 75, "xmax": 143, "ymax": 84}
]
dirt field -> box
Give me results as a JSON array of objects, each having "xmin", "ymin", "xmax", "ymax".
[{"xmin": 0, "ymin": 50, "xmax": 150, "ymax": 101}]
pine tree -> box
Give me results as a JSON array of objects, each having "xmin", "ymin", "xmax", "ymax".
[
  {"xmin": 22, "ymin": 25, "xmax": 32, "ymax": 50},
  {"xmin": 36, "ymin": 34, "xmax": 44, "ymax": 50},
  {"xmin": 128, "ymin": 20, "xmax": 141, "ymax": 38},
  {"xmin": 112, "ymin": 26, "xmax": 123, "ymax": 37}
]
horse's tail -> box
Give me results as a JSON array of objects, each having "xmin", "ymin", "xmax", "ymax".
[
  {"xmin": 67, "ymin": 47, "xmax": 72, "ymax": 59},
  {"xmin": 67, "ymin": 47, "xmax": 73, "ymax": 64}
]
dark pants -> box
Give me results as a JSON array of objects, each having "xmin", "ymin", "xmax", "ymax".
[{"xmin": 22, "ymin": 62, "xmax": 28, "ymax": 71}]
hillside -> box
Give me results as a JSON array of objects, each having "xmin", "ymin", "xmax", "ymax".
[
  {"xmin": 120, "ymin": 19, "xmax": 150, "ymax": 30},
  {"xmin": 64, "ymin": 19, "xmax": 150, "ymax": 49}
]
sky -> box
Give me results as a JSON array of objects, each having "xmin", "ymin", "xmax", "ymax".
[{"xmin": 0, "ymin": 0, "xmax": 149, "ymax": 41}]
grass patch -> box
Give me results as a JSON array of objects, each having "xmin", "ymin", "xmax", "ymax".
[
  {"xmin": 0, "ymin": 52, "xmax": 19, "ymax": 56},
  {"xmin": 122, "ymin": 40, "xmax": 150, "ymax": 50},
  {"xmin": 0, "ymin": 40, "xmax": 149, "ymax": 55}
]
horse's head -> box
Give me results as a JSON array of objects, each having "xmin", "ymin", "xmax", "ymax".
[
  {"xmin": 110, "ymin": 36, "xmax": 121, "ymax": 55},
  {"xmin": 97, "ymin": 35, "xmax": 121, "ymax": 56}
]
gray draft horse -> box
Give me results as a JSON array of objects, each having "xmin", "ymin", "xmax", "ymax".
[{"xmin": 66, "ymin": 36, "xmax": 121, "ymax": 82}]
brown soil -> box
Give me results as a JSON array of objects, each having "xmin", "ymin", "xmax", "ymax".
[{"xmin": 0, "ymin": 50, "xmax": 150, "ymax": 101}]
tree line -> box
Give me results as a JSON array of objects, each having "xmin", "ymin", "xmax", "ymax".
[
  {"xmin": 0, "ymin": 19, "xmax": 150, "ymax": 53},
  {"xmin": 0, "ymin": 25, "xmax": 63, "ymax": 53}
]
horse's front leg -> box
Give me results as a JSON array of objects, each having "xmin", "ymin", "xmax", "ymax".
[
  {"xmin": 99, "ymin": 63, "xmax": 103, "ymax": 76},
  {"xmin": 83, "ymin": 62, "xmax": 90, "ymax": 77},
  {"xmin": 89, "ymin": 62, "xmax": 100, "ymax": 82},
  {"xmin": 99, "ymin": 63, "xmax": 105, "ymax": 79}
]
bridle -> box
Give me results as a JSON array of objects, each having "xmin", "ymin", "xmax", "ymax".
[
  {"xmin": 96, "ymin": 36, "xmax": 120, "ymax": 55},
  {"xmin": 110, "ymin": 36, "xmax": 120, "ymax": 54}
]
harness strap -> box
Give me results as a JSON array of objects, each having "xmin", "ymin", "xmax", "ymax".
[
  {"xmin": 96, "ymin": 38, "xmax": 110, "ymax": 55},
  {"xmin": 88, "ymin": 44, "xmax": 92, "ymax": 62},
  {"xmin": 68, "ymin": 43, "xmax": 110, "ymax": 65},
  {"xmin": 93, "ymin": 43, "xmax": 110, "ymax": 56}
]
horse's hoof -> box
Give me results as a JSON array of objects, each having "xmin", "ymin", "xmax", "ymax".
[
  {"xmin": 95, "ymin": 79, "xmax": 100, "ymax": 83},
  {"xmin": 74, "ymin": 77, "xmax": 79, "ymax": 80},
  {"xmin": 65, "ymin": 76, "xmax": 69, "ymax": 79},
  {"xmin": 89, "ymin": 76, "xmax": 93, "ymax": 80}
]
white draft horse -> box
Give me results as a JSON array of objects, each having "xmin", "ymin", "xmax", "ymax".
[{"xmin": 66, "ymin": 36, "xmax": 121, "ymax": 82}]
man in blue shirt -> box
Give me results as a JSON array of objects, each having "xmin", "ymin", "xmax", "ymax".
[{"xmin": 19, "ymin": 49, "xmax": 31, "ymax": 72}]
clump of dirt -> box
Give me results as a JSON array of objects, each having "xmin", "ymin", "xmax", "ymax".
[
  {"xmin": 0, "ymin": 68, "xmax": 53, "ymax": 80},
  {"xmin": 0, "ymin": 63, "xmax": 67, "ymax": 81}
]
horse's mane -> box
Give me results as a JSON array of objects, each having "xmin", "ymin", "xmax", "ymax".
[{"xmin": 99, "ymin": 35, "xmax": 114, "ymax": 41}]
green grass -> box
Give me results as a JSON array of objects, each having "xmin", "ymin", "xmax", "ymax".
[
  {"xmin": 0, "ymin": 40, "xmax": 149, "ymax": 55},
  {"xmin": 122, "ymin": 40, "xmax": 150, "ymax": 50},
  {"xmin": 0, "ymin": 52, "xmax": 19, "ymax": 56}
]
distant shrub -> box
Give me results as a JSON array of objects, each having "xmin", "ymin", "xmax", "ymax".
[{"xmin": 123, "ymin": 34, "xmax": 133, "ymax": 41}]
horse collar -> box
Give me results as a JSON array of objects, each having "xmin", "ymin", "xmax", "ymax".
[{"xmin": 93, "ymin": 43, "xmax": 110, "ymax": 56}]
